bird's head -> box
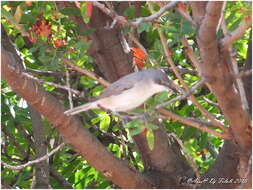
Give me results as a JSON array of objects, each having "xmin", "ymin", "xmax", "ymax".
[{"xmin": 152, "ymin": 69, "xmax": 178, "ymax": 93}]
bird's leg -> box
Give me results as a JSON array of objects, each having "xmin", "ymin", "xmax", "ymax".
[
  {"xmin": 127, "ymin": 112, "xmax": 150, "ymax": 120},
  {"xmin": 97, "ymin": 104, "xmax": 112, "ymax": 113}
]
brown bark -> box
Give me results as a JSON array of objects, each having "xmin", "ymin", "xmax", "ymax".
[
  {"xmin": 191, "ymin": 2, "xmax": 252, "ymax": 188},
  {"xmin": 29, "ymin": 107, "xmax": 50, "ymax": 189},
  {"xmin": 197, "ymin": 1, "xmax": 251, "ymax": 151},
  {"xmin": 242, "ymin": 30, "xmax": 252, "ymax": 112}
]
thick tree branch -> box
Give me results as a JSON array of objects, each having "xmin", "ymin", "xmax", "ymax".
[
  {"xmin": 198, "ymin": 2, "xmax": 224, "ymax": 43},
  {"xmin": 196, "ymin": 2, "xmax": 251, "ymax": 151},
  {"xmin": 29, "ymin": 107, "xmax": 50, "ymax": 188}
]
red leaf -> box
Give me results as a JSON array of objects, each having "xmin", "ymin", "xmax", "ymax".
[
  {"xmin": 54, "ymin": 39, "xmax": 66, "ymax": 48},
  {"xmin": 133, "ymin": 57, "xmax": 145, "ymax": 68},
  {"xmin": 141, "ymin": 128, "xmax": 148, "ymax": 136},
  {"xmin": 131, "ymin": 47, "xmax": 146, "ymax": 60},
  {"xmin": 86, "ymin": 2, "xmax": 93, "ymax": 18},
  {"xmin": 28, "ymin": 36, "xmax": 37, "ymax": 43},
  {"xmin": 131, "ymin": 47, "xmax": 147, "ymax": 68},
  {"xmin": 245, "ymin": 15, "xmax": 251, "ymax": 23},
  {"xmin": 32, "ymin": 20, "xmax": 51, "ymax": 38}
]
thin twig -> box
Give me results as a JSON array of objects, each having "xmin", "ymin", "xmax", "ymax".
[
  {"xmin": 130, "ymin": 2, "xmax": 178, "ymax": 26},
  {"xmin": 203, "ymin": 97, "xmax": 219, "ymax": 107},
  {"xmin": 50, "ymin": 167, "xmax": 73, "ymax": 189},
  {"xmin": 120, "ymin": 31, "xmax": 131, "ymax": 54},
  {"xmin": 3, "ymin": 16, "xmax": 29, "ymax": 37},
  {"xmin": 2, "ymin": 143, "xmax": 65, "ymax": 170},
  {"xmin": 61, "ymin": 57, "xmax": 110, "ymax": 87},
  {"xmin": 216, "ymin": 2, "xmax": 227, "ymax": 33},
  {"xmin": 168, "ymin": 133, "xmax": 200, "ymax": 180},
  {"xmin": 181, "ymin": 37, "xmax": 201, "ymax": 73},
  {"xmin": 93, "ymin": 1, "xmax": 178, "ymax": 28},
  {"xmin": 221, "ymin": 17, "xmax": 252, "ymax": 51},
  {"xmin": 234, "ymin": 69, "xmax": 252, "ymax": 79},
  {"xmin": 231, "ymin": 51, "xmax": 249, "ymax": 112},
  {"xmin": 26, "ymin": 69, "xmax": 65, "ymax": 77},
  {"xmin": 156, "ymin": 78, "xmax": 206, "ymax": 109},
  {"xmin": 175, "ymin": 7, "xmax": 197, "ymax": 27},
  {"xmin": 128, "ymin": 32, "xmax": 147, "ymax": 55},
  {"xmin": 158, "ymin": 108, "xmax": 231, "ymax": 140},
  {"xmin": 23, "ymin": 72, "xmax": 81, "ymax": 95}
]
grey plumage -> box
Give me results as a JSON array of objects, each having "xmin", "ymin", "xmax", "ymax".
[{"xmin": 64, "ymin": 69, "xmax": 176, "ymax": 115}]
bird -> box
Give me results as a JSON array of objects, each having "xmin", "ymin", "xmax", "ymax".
[{"xmin": 64, "ymin": 69, "xmax": 177, "ymax": 116}]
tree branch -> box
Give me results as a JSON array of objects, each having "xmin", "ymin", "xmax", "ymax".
[
  {"xmin": 2, "ymin": 143, "xmax": 65, "ymax": 170},
  {"xmin": 23, "ymin": 72, "xmax": 81, "ymax": 95},
  {"xmin": 61, "ymin": 57, "xmax": 109, "ymax": 87},
  {"xmin": 2, "ymin": 11, "xmax": 29, "ymax": 37},
  {"xmin": 221, "ymin": 17, "xmax": 252, "ymax": 51},
  {"xmin": 158, "ymin": 109, "xmax": 231, "ymax": 140},
  {"xmin": 156, "ymin": 78, "xmax": 206, "ymax": 109},
  {"xmin": 181, "ymin": 37, "xmax": 201, "ymax": 73},
  {"xmin": 175, "ymin": 7, "xmax": 197, "ymax": 27},
  {"xmin": 93, "ymin": 1, "xmax": 178, "ymax": 28},
  {"xmin": 130, "ymin": 2, "xmax": 178, "ymax": 26}
]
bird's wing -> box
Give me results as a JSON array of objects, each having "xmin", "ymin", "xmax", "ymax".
[{"xmin": 99, "ymin": 79, "xmax": 134, "ymax": 99}]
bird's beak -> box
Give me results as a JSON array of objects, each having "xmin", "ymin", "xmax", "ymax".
[{"xmin": 162, "ymin": 81, "xmax": 179, "ymax": 93}]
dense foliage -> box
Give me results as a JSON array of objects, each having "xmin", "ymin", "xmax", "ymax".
[{"xmin": 1, "ymin": 1, "xmax": 251, "ymax": 188}]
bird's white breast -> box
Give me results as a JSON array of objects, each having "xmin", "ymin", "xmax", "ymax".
[{"xmin": 97, "ymin": 80, "xmax": 168, "ymax": 112}]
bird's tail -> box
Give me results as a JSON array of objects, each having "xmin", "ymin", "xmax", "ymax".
[{"xmin": 64, "ymin": 102, "xmax": 97, "ymax": 116}]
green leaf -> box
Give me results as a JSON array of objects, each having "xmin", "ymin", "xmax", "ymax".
[
  {"xmin": 91, "ymin": 116, "xmax": 100, "ymax": 124},
  {"xmin": 181, "ymin": 19, "xmax": 195, "ymax": 35},
  {"xmin": 146, "ymin": 123, "xmax": 159, "ymax": 130},
  {"xmin": 15, "ymin": 36, "xmax": 25, "ymax": 49},
  {"xmin": 60, "ymin": 7, "xmax": 81, "ymax": 16},
  {"xmin": 137, "ymin": 22, "xmax": 151, "ymax": 33},
  {"xmin": 125, "ymin": 119, "xmax": 142, "ymax": 128},
  {"xmin": 182, "ymin": 127, "xmax": 197, "ymax": 140},
  {"xmin": 154, "ymin": 91, "xmax": 169, "ymax": 104},
  {"xmin": 199, "ymin": 132, "xmax": 208, "ymax": 149},
  {"xmin": 99, "ymin": 113, "xmax": 111, "ymax": 131},
  {"xmin": 123, "ymin": 6, "xmax": 135, "ymax": 20},
  {"xmin": 146, "ymin": 129, "xmax": 155, "ymax": 150},
  {"xmin": 129, "ymin": 126, "xmax": 145, "ymax": 136},
  {"xmin": 1, "ymin": 7, "xmax": 16, "ymax": 21},
  {"xmin": 91, "ymin": 85, "xmax": 104, "ymax": 97},
  {"xmin": 80, "ymin": 2, "xmax": 90, "ymax": 24}
]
